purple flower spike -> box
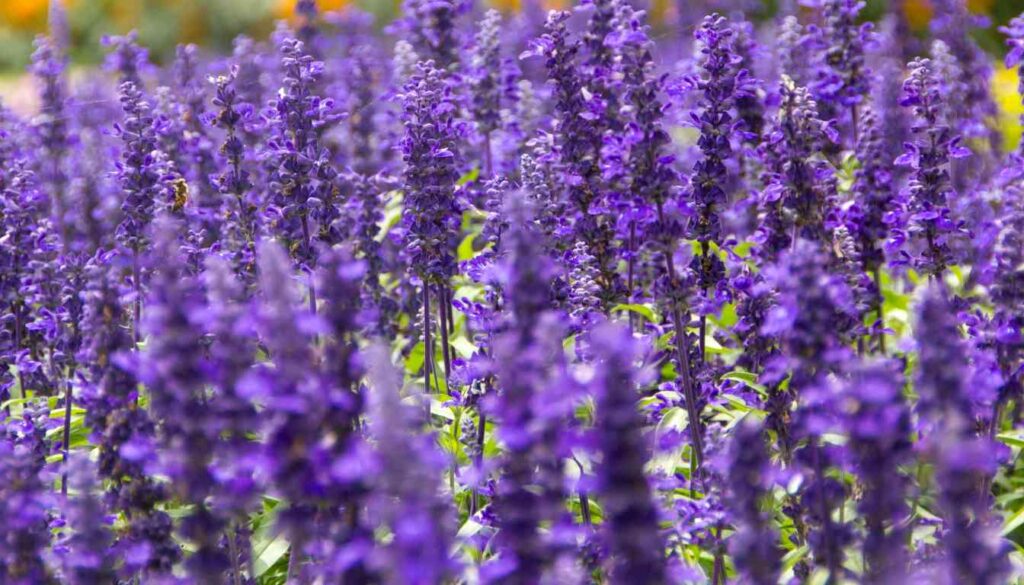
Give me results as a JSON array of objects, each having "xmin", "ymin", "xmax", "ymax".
[
  {"xmin": 889, "ymin": 57, "xmax": 967, "ymax": 279},
  {"xmin": 721, "ymin": 420, "xmax": 781, "ymax": 585},
  {"xmin": 844, "ymin": 361, "xmax": 911, "ymax": 583},
  {"xmin": 590, "ymin": 322, "xmax": 667, "ymax": 585}
]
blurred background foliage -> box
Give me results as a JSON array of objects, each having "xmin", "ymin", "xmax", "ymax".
[
  {"xmin": 1, "ymin": 0, "xmax": 1023, "ymax": 71},
  {"xmin": 1, "ymin": 0, "xmax": 1024, "ymax": 143}
]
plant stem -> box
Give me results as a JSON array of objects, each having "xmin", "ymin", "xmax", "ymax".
[
  {"xmin": 132, "ymin": 249, "xmax": 142, "ymax": 347},
  {"xmin": 873, "ymin": 265, "xmax": 886, "ymax": 355},
  {"xmin": 437, "ymin": 286, "xmax": 452, "ymax": 393},
  {"xmin": 61, "ymin": 368, "xmax": 74, "ymax": 496},
  {"xmin": 423, "ymin": 286, "xmax": 433, "ymax": 395}
]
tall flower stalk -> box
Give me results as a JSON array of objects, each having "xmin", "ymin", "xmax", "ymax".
[
  {"xmin": 890, "ymin": 58, "xmax": 969, "ymax": 280},
  {"xmin": 400, "ymin": 61, "xmax": 463, "ymax": 393}
]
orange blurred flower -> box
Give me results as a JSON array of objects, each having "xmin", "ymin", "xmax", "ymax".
[
  {"xmin": 1, "ymin": 0, "xmax": 50, "ymax": 28},
  {"xmin": 0, "ymin": 0, "xmax": 80, "ymax": 29},
  {"xmin": 275, "ymin": 0, "xmax": 349, "ymax": 20}
]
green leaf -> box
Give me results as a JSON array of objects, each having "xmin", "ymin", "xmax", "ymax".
[
  {"xmin": 457, "ymin": 167, "xmax": 480, "ymax": 186},
  {"xmin": 456, "ymin": 518, "xmax": 484, "ymax": 540},
  {"xmin": 451, "ymin": 336, "xmax": 477, "ymax": 358},
  {"xmin": 780, "ymin": 545, "xmax": 810, "ymax": 578},
  {"xmin": 997, "ymin": 432, "xmax": 1024, "ymax": 450},
  {"xmin": 721, "ymin": 370, "xmax": 766, "ymax": 394},
  {"xmin": 377, "ymin": 190, "xmax": 404, "ymax": 242},
  {"xmin": 457, "ymin": 232, "xmax": 478, "ymax": 262},
  {"xmin": 611, "ymin": 303, "xmax": 656, "ymax": 323},
  {"xmin": 1003, "ymin": 505, "xmax": 1024, "ymax": 537},
  {"xmin": 253, "ymin": 534, "xmax": 290, "ymax": 577},
  {"xmin": 405, "ymin": 342, "xmax": 425, "ymax": 375}
]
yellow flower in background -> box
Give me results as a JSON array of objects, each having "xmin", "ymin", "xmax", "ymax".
[
  {"xmin": 275, "ymin": 0, "xmax": 349, "ymax": 20},
  {"xmin": 994, "ymin": 64, "xmax": 1023, "ymax": 152}
]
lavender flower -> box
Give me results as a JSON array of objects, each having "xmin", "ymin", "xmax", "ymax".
[
  {"xmin": 687, "ymin": 14, "xmax": 739, "ymax": 301},
  {"xmin": 400, "ymin": 0, "xmax": 460, "ymax": 71},
  {"xmin": 589, "ymin": 323, "xmax": 666, "ymax": 584},
  {"xmin": 487, "ymin": 197, "xmax": 566, "ymax": 583},
  {"xmin": 345, "ymin": 45, "xmax": 388, "ymax": 176},
  {"xmin": 140, "ymin": 216, "xmax": 227, "ymax": 581},
  {"xmin": 843, "ymin": 361, "xmax": 911, "ymax": 582},
  {"xmin": 472, "ymin": 9, "xmax": 503, "ymax": 169},
  {"xmin": 264, "ymin": 35, "xmax": 339, "ymax": 285},
  {"xmin": 30, "ymin": 33, "xmax": 71, "ymax": 245},
  {"xmin": 846, "ymin": 105, "xmax": 894, "ymax": 275},
  {"xmin": 528, "ymin": 10, "xmax": 618, "ymax": 306},
  {"xmin": 720, "ymin": 420, "xmax": 781, "ymax": 585},
  {"xmin": 1, "ymin": 158, "xmax": 51, "ymax": 402},
  {"xmin": 251, "ymin": 240, "xmax": 324, "ymax": 571},
  {"xmin": 114, "ymin": 80, "xmax": 171, "ymax": 251},
  {"xmin": 891, "ymin": 58, "xmax": 969, "ymax": 279},
  {"xmin": 776, "ymin": 16, "xmax": 810, "ymax": 86},
  {"xmin": 400, "ymin": 61, "xmax": 462, "ymax": 289},
  {"xmin": 173, "ymin": 44, "xmax": 222, "ymax": 248},
  {"xmin": 78, "ymin": 258, "xmax": 181, "ymax": 579},
  {"xmin": 913, "ymin": 284, "xmax": 976, "ymax": 434},
  {"xmin": 732, "ymin": 21, "xmax": 766, "ymax": 149},
  {"xmin": 935, "ymin": 436, "xmax": 1009, "ymax": 585},
  {"xmin": 314, "ymin": 246, "xmax": 377, "ymax": 583},
  {"xmin": 610, "ymin": 4, "xmax": 677, "ymax": 305},
  {"xmin": 986, "ymin": 202, "xmax": 1024, "ymax": 429},
  {"xmin": 758, "ymin": 78, "xmax": 837, "ymax": 254},
  {"xmin": 930, "ymin": 0, "xmax": 998, "ymax": 150},
  {"xmin": 762, "ymin": 240, "xmax": 856, "ymax": 578},
  {"xmin": 61, "ymin": 455, "xmax": 117, "ymax": 585},
  {"xmin": 201, "ymin": 255, "xmax": 260, "ymax": 521},
  {"xmin": 102, "ymin": 32, "xmax": 149, "ymax": 87},
  {"xmin": 763, "ymin": 238, "xmax": 856, "ymax": 406},
  {"xmin": 812, "ymin": 0, "xmax": 874, "ymax": 138},
  {"xmin": 0, "ymin": 407, "xmax": 54, "ymax": 584},
  {"xmin": 366, "ymin": 343, "xmax": 458, "ymax": 584},
  {"xmin": 211, "ymin": 70, "xmax": 258, "ymax": 279}
]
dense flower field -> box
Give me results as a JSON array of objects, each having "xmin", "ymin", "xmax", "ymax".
[{"xmin": 4, "ymin": 0, "xmax": 1024, "ymax": 583}]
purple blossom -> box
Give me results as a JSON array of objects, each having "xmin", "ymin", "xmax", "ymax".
[
  {"xmin": 0, "ymin": 406, "xmax": 54, "ymax": 584},
  {"xmin": 687, "ymin": 14, "xmax": 740, "ymax": 300},
  {"xmin": 811, "ymin": 0, "xmax": 875, "ymax": 139},
  {"xmin": 60, "ymin": 454, "xmax": 117, "ymax": 585},
  {"xmin": 399, "ymin": 0, "xmax": 461, "ymax": 71},
  {"xmin": 211, "ymin": 69, "xmax": 258, "ymax": 278},
  {"xmin": 890, "ymin": 57, "xmax": 969, "ymax": 279},
  {"xmin": 264, "ymin": 35, "xmax": 340, "ymax": 281},
  {"xmin": 140, "ymin": 216, "xmax": 227, "ymax": 581},
  {"xmin": 30, "ymin": 32, "xmax": 71, "ymax": 246},
  {"xmin": 114, "ymin": 81, "xmax": 172, "ymax": 256},
  {"xmin": 843, "ymin": 361, "xmax": 911, "ymax": 582},
  {"xmin": 757, "ymin": 79, "xmax": 837, "ymax": 255},
  {"xmin": 471, "ymin": 10, "xmax": 503, "ymax": 147},
  {"xmin": 590, "ymin": 323, "xmax": 667, "ymax": 584},
  {"xmin": 366, "ymin": 343, "xmax": 458, "ymax": 584},
  {"xmin": 720, "ymin": 420, "xmax": 781, "ymax": 585},
  {"xmin": 400, "ymin": 61, "xmax": 462, "ymax": 288}
]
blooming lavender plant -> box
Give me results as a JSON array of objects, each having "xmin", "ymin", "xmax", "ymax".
[
  {"xmin": 718, "ymin": 419, "xmax": 780, "ymax": 584},
  {"xmin": 891, "ymin": 57, "xmax": 969, "ymax": 279},
  {"xmin": 843, "ymin": 361, "xmax": 911, "ymax": 582},
  {"xmin": 812, "ymin": 0, "xmax": 874, "ymax": 141},
  {"xmin": 590, "ymin": 323, "xmax": 667, "ymax": 584}
]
